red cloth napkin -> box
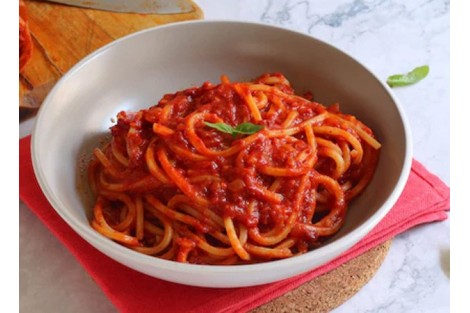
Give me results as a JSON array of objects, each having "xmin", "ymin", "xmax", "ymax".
[{"xmin": 19, "ymin": 135, "xmax": 449, "ymax": 313}]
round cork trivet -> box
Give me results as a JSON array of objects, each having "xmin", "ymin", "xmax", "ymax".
[{"xmin": 252, "ymin": 240, "xmax": 392, "ymax": 313}]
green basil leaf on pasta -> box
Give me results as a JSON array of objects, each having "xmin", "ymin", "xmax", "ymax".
[
  {"xmin": 234, "ymin": 123, "xmax": 264, "ymax": 135},
  {"xmin": 204, "ymin": 122, "xmax": 236, "ymax": 135},
  {"xmin": 204, "ymin": 122, "xmax": 263, "ymax": 136}
]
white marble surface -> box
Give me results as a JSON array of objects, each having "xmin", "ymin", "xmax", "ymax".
[{"xmin": 19, "ymin": 0, "xmax": 450, "ymax": 312}]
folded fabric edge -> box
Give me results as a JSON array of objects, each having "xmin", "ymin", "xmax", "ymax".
[{"xmin": 411, "ymin": 159, "xmax": 450, "ymax": 199}]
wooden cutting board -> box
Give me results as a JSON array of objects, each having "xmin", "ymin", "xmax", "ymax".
[{"xmin": 19, "ymin": 0, "xmax": 203, "ymax": 118}]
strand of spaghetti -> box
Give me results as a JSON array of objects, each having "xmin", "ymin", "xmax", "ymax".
[
  {"xmin": 207, "ymin": 230, "xmax": 232, "ymax": 246},
  {"xmin": 179, "ymin": 204, "xmax": 221, "ymax": 231},
  {"xmin": 234, "ymin": 147, "xmax": 284, "ymax": 203},
  {"xmin": 167, "ymin": 194, "xmax": 224, "ymax": 228},
  {"xmin": 345, "ymin": 145, "xmax": 379, "ymax": 200},
  {"xmin": 249, "ymin": 84, "xmax": 311, "ymax": 105},
  {"xmin": 258, "ymin": 164, "xmax": 311, "ymax": 177},
  {"xmin": 93, "ymin": 148, "xmax": 123, "ymax": 178},
  {"xmin": 99, "ymin": 191, "xmax": 136, "ymax": 232},
  {"xmin": 244, "ymin": 176, "xmax": 284, "ymax": 203},
  {"xmin": 143, "ymin": 221, "xmax": 164, "ymax": 236},
  {"xmin": 159, "ymin": 240, "xmax": 177, "ymax": 260},
  {"xmin": 266, "ymin": 94, "xmax": 286, "ymax": 120},
  {"xmin": 295, "ymin": 221, "xmax": 344, "ymax": 238},
  {"xmin": 224, "ymin": 216, "xmax": 251, "ymax": 261},
  {"xmin": 248, "ymin": 174, "xmax": 310, "ymax": 246},
  {"xmin": 304, "ymin": 187, "xmax": 317, "ymax": 222},
  {"xmin": 339, "ymin": 141, "xmax": 351, "ymax": 172},
  {"xmin": 268, "ymin": 178, "xmax": 282, "ymax": 192},
  {"xmin": 133, "ymin": 207, "xmax": 173, "ymax": 255},
  {"xmin": 145, "ymin": 194, "xmax": 207, "ymax": 232},
  {"xmin": 239, "ymin": 131, "xmax": 266, "ymax": 146},
  {"xmin": 307, "ymin": 173, "xmax": 347, "ymax": 236},
  {"xmin": 271, "ymin": 94, "xmax": 287, "ymax": 113},
  {"xmin": 118, "ymin": 206, "xmax": 128, "ymax": 226},
  {"xmin": 254, "ymin": 85, "xmax": 322, "ymax": 114},
  {"xmin": 298, "ymin": 113, "xmax": 329, "ymax": 128},
  {"xmin": 145, "ymin": 138, "xmax": 173, "ymax": 185},
  {"xmin": 91, "ymin": 220, "xmax": 139, "ymax": 247},
  {"xmin": 135, "ymin": 196, "xmax": 144, "ymax": 240},
  {"xmin": 341, "ymin": 181, "xmax": 353, "ymax": 193},
  {"xmin": 111, "ymin": 139, "xmax": 129, "ymax": 167},
  {"xmin": 315, "ymin": 192, "xmax": 329, "ymax": 204},
  {"xmin": 234, "ymin": 84, "xmax": 262, "ymax": 121},
  {"xmin": 160, "ymin": 103, "xmax": 173, "ymax": 124},
  {"xmin": 258, "ymin": 137, "xmax": 315, "ymax": 177},
  {"xmin": 167, "ymin": 144, "xmax": 208, "ymax": 161},
  {"xmin": 313, "ymin": 172, "xmax": 345, "ymax": 209},
  {"xmin": 295, "ymin": 145, "xmax": 313, "ymax": 161},
  {"xmin": 152, "ymin": 123, "xmax": 174, "ymax": 136},
  {"xmin": 98, "ymin": 172, "xmax": 161, "ymax": 192},
  {"xmin": 244, "ymin": 243, "xmax": 292, "ymax": 259},
  {"xmin": 252, "ymin": 90, "xmax": 268, "ymax": 109},
  {"xmin": 326, "ymin": 113, "xmax": 381, "ymax": 149},
  {"xmin": 281, "ymin": 110, "xmax": 299, "ymax": 128},
  {"xmin": 304, "ymin": 123, "xmax": 317, "ymax": 152},
  {"xmin": 313, "ymin": 126, "xmax": 363, "ymax": 164},
  {"xmin": 264, "ymin": 126, "xmax": 305, "ymax": 137},
  {"xmin": 175, "ymin": 238, "xmax": 196, "ymax": 263},
  {"xmin": 239, "ymin": 225, "xmax": 248, "ymax": 245},
  {"xmin": 316, "ymin": 137, "xmax": 342, "ymax": 154},
  {"xmin": 317, "ymin": 146, "xmax": 346, "ymax": 179},
  {"xmin": 126, "ymin": 125, "xmax": 145, "ymax": 162},
  {"xmin": 248, "ymin": 223, "xmax": 284, "ymax": 246},
  {"xmin": 156, "ymin": 147, "xmax": 209, "ymax": 206},
  {"xmin": 257, "ymin": 75, "xmax": 290, "ymax": 86},
  {"xmin": 133, "ymin": 223, "xmax": 172, "ymax": 255},
  {"xmin": 265, "ymin": 113, "xmax": 328, "ymax": 138},
  {"xmin": 92, "ymin": 197, "xmax": 139, "ymax": 246},
  {"xmin": 181, "ymin": 227, "xmax": 235, "ymax": 257},
  {"xmin": 275, "ymin": 238, "xmax": 296, "ymax": 249}
]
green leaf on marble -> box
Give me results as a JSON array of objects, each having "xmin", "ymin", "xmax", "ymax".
[{"xmin": 387, "ymin": 65, "xmax": 429, "ymax": 87}]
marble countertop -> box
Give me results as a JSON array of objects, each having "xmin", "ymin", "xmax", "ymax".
[{"xmin": 19, "ymin": 0, "xmax": 450, "ymax": 312}]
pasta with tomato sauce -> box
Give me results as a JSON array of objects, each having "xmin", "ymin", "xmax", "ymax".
[{"xmin": 88, "ymin": 73, "xmax": 381, "ymax": 265}]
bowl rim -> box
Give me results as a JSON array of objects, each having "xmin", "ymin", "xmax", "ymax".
[{"xmin": 31, "ymin": 19, "xmax": 413, "ymax": 276}]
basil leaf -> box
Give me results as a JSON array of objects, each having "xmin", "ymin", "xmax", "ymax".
[
  {"xmin": 234, "ymin": 122, "xmax": 264, "ymax": 135},
  {"xmin": 204, "ymin": 122, "xmax": 263, "ymax": 136},
  {"xmin": 203, "ymin": 122, "xmax": 236, "ymax": 135},
  {"xmin": 387, "ymin": 65, "xmax": 429, "ymax": 88}
]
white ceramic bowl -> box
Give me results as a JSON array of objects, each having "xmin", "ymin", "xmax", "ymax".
[{"xmin": 32, "ymin": 20, "xmax": 412, "ymax": 288}]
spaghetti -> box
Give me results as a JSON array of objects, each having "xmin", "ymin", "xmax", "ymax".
[{"xmin": 88, "ymin": 73, "xmax": 381, "ymax": 265}]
